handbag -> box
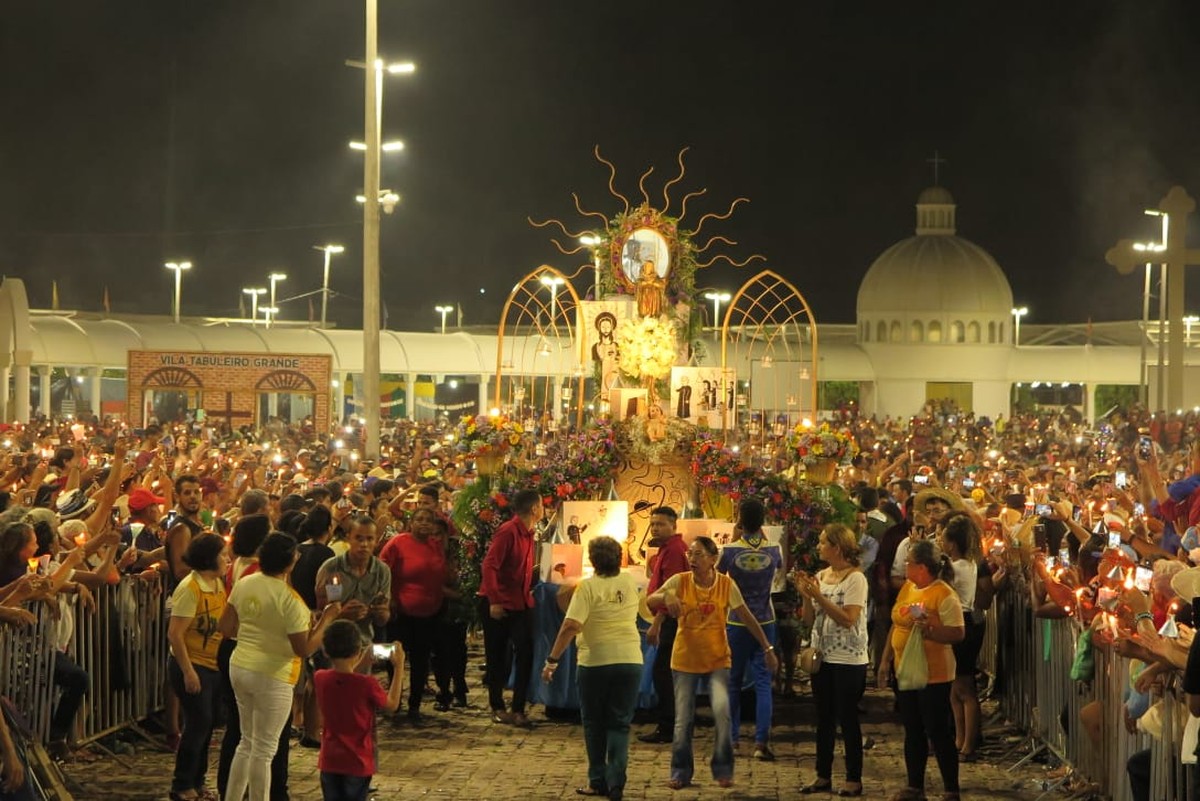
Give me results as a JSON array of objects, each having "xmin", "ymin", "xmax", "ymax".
[{"xmin": 895, "ymin": 628, "xmax": 929, "ymax": 691}]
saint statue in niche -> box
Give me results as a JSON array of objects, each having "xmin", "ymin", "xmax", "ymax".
[{"xmin": 636, "ymin": 260, "xmax": 666, "ymax": 318}]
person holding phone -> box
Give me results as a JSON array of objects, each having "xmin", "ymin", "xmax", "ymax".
[
  {"xmin": 315, "ymin": 516, "xmax": 392, "ymax": 662},
  {"xmin": 315, "ymin": 620, "xmax": 404, "ymax": 801}
]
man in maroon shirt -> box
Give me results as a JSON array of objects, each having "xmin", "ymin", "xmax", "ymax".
[
  {"xmin": 479, "ymin": 488, "xmax": 543, "ymax": 727},
  {"xmin": 639, "ymin": 506, "xmax": 689, "ymax": 743}
]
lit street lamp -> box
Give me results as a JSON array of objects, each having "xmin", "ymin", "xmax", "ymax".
[
  {"xmin": 259, "ymin": 306, "xmax": 279, "ymax": 327},
  {"xmin": 268, "ymin": 273, "xmax": 287, "ymax": 327},
  {"xmin": 579, "ymin": 235, "xmax": 602, "ymax": 298},
  {"xmin": 540, "ymin": 274, "xmax": 565, "ymax": 321},
  {"xmin": 704, "ymin": 291, "xmax": 732, "ymax": 329},
  {"xmin": 164, "ymin": 261, "xmax": 192, "ymax": 324},
  {"xmin": 312, "ymin": 244, "xmax": 345, "ymax": 328},
  {"xmin": 435, "ymin": 304, "xmax": 454, "ymax": 334},
  {"xmin": 1011, "ymin": 306, "xmax": 1029, "ymax": 346},
  {"xmin": 243, "ymin": 287, "xmax": 266, "ymax": 325},
  {"xmin": 350, "ymin": 140, "xmax": 405, "ymax": 152}
]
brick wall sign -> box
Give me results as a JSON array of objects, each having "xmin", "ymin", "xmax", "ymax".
[{"xmin": 127, "ymin": 350, "xmax": 332, "ymax": 432}]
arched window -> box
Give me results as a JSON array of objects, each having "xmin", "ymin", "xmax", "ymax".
[
  {"xmin": 861, "ymin": 322, "xmax": 869, "ymax": 342},
  {"xmin": 999, "ymin": 322, "xmax": 1005, "ymax": 343},
  {"xmin": 877, "ymin": 321, "xmax": 887, "ymax": 342},
  {"xmin": 949, "ymin": 321, "xmax": 964, "ymax": 343},
  {"xmin": 910, "ymin": 320, "xmax": 924, "ymax": 342},
  {"xmin": 889, "ymin": 321, "xmax": 902, "ymax": 342},
  {"xmin": 988, "ymin": 321, "xmax": 996, "ymax": 343},
  {"xmin": 967, "ymin": 321, "xmax": 981, "ymax": 343},
  {"xmin": 928, "ymin": 321, "xmax": 942, "ymax": 343}
]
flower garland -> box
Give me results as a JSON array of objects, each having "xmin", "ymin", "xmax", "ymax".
[
  {"xmin": 689, "ymin": 434, "xmax": 856, "ymax": 575},
  {"xmin": 453, "ymin": 423, "xmax": 855, "ymax": 624},
  {"xmin": 615, "ymin": 315, "xmax": 679, "ymax": 382}
]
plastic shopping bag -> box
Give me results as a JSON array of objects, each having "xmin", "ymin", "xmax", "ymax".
[{"xmin": 896, "ymin": 629, "xmax": 929, "ymax": 691}]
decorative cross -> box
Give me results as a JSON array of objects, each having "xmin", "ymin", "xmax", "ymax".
[
  {"xmin": 206, "ymin": 391, "xmax": 254, "ymax": 429},
  {"xmin": 1106, "ymin": 186, "xmax": 1200, "ymax": 411},
  {"xmin": 927, "ymin": 150, "xmax": 947, "ymax": 186}
]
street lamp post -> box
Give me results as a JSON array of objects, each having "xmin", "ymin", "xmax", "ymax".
[
  {"xmin": 579, "ymin": 235, "xmax": 602, "ymax": 298},
  {"xmin": 540, "ymin": 275, "xmax": 565, "ymax": 322},
  {"xmin": 1011, "ymin": 306, "xmax": 1028, "ymax": 346},
  {"xmin": 267, "ymin": 273, "xmax": 287, "ymax": 328},
  {"xmin": 243, "ymin": 287, "xmax": 266, "ymax": 325},
  {"xmin": 259, "ymin": 306, "xmax": 279, "ymax": 327},
  {"xmin": 435, "ymin": 305, "xmax": 453, "ymax": 334},
  {"xmin": 313, "ymin": 244, "xmax": 344, "ymax": 328},
  {"xmin": 164, "ymin": 261, "xmax": 191, "ymax": 323},
  {"xmin": 357, "ymin": 0, "xmax": 414, "ymax": 459},
  {"xmin": 704, "ymin": 291, "xmax": 732, "ymax": 330},
  {"xmin": 1135, "ymin": 239, "xmax": 1167, "ymax": 406}
]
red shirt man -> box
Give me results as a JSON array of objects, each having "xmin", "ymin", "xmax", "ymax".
[
  {"xmin": 480, "ymin": 512, "xmax": 537, "ymax": 612},
  {"xmin": 647, "ymin": 510, "xmax": 689, "ymax": 594}
]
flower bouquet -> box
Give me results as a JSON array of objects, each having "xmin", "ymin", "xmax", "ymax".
[
  {"xmin": 453, "ymin": 413, "xmax": 525, "ymax": 473},
  {"xmin": 787, "ymin": 423, "xmax": 858, "ymax": 484}
]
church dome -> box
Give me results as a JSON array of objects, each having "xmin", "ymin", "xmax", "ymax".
[{"xmin": 856, "ymin": 187, "xmax": 1014, "ymax": 346}]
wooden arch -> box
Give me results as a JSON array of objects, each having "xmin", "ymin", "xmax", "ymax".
[
  {"xmin": 720, "ymin": 269, "xmax": 820, "ymax": 431},
  {"xmin": 494, "ymin": 265, "xmax": 584, "ymax": 428}
]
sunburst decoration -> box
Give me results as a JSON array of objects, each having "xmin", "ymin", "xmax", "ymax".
[{"xmin": 527, "ymin": 146, "xmax": 766, "ymax": 303}]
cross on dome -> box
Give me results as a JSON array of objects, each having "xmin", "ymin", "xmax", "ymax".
[{"xmin": 926, "ymin": 150, "xmax": 947, "ymax": 186}]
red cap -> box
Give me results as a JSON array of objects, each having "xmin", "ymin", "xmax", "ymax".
[{"xmin": 128, "ymin": 487, "xmax": 166, "ymax": 513}]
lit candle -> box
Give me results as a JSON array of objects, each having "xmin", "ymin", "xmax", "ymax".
[
  {"xmin": 1159, "ymin": 611, "xmax": 1180, "ymax": 639},
  {"xmin": 74, "ymin": 530, "xmax": 87, "ymax": 547},
  {"xmin": 1123, "ymin": 568, "xmax": 1135, "ymax": 591},
  {"xmin": 26, "ymin": 558, "xmax": 38, "ymax": 574}
]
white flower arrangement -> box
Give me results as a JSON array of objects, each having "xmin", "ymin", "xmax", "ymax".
[{"xmin": 615, "ymin": 315, "xmax": 679, "ymax": 381}]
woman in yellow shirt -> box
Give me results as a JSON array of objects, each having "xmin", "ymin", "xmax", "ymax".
[
  {"xmin": 878, "ymin": 539, "xmax": 965, "ymax": 801},
  {"xmin": 646, "ymin": 536, "xmax": 778, "ymax": 791},
  {"xmin": 218, "ymin": 533, "xmax": 341, "ymax": 801},
  {"xmin": 167, "ymin": 533, "xmax": 228, "ymax": 801}
]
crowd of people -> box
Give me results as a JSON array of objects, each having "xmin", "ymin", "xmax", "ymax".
[{"xmin": 0, "ymin": 401, "xmax": 1195, "ymax": 800}]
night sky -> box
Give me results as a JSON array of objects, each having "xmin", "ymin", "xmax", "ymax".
[{"xmin": 3, "ymin": 2, "xmax": 1200, "ymax": 330}]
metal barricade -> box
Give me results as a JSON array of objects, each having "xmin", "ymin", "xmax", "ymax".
[
  {"xmin": 978, "ymin": 582, "xmax": 1196, "ymax": 801},
  {"xmin": 0, "ymin": 602, "xmax": 58, "ymax": 743},
  {"xmin": 0, "ymin": 576, "xmax": 168, "ymax": 746}
]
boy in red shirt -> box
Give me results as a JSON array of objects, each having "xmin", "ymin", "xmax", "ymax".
[{"xmin": 315, "ymin": 620, "xmax": 405, "ymax": 800}]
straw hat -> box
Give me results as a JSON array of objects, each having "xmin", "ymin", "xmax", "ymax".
[
  {"xmin": 1171, "ymin": 566, "xmax": 1200, "ymax": 602},
  {"xmin": 913, "ymin": 487, "xmax": 966, "ymax": 513}
]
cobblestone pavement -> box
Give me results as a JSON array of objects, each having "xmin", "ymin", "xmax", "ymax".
[{"xmin": 72, "ymin": 671, "xmax": 1060, "ymax": 801}]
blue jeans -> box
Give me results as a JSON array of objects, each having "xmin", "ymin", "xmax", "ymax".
[
  {"xmin": 578, "ymin": 663, "xmax": 641, "ymax": 794},
  {"xmin": 320, "ymin": 772, "xmax": 371, "ymax": 801},
  {"xmin": 671, "ymin": 668, "xmax": 733, "ymax": 784},
  {"xmin": 727, "ymin": 622, "xmax": 775, "ymax": 745}
]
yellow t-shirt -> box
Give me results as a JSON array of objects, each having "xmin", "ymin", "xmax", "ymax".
[
  {"xmin": 661, "ymin": 572, "xmax": 746, "ymax": 674},
  {"xmin": 169, "ymin": 572, "xmax": 226, "ymax": 671},
  {"xmin": 565, "ymin": 573, "xmax": 643, "ymax": 667},
  {"xmin": 228, "ymin": 572, "xmax": 312, "ymax": 685},
  {"xmin": 890, "ymin": 579, "xmax": 964, "ymax": 685}
]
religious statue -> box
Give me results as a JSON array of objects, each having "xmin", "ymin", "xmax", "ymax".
[
  {"xmin": 635, "ymin": 260, "xmax": 666, "ymax": 318},
  {"xmin": 645, "ymin": 402, "xmax": 667, "ymax": 442}
]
